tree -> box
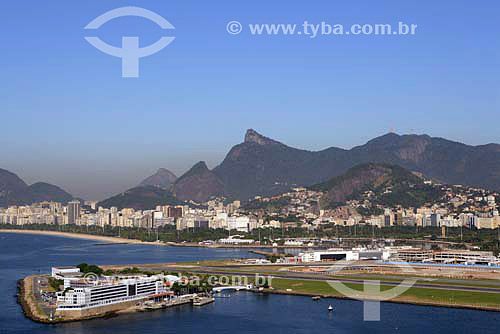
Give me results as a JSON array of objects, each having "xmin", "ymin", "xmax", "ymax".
[{"xmin": 77, "ymin": 263, "xmax": 104, "ymax": 275}]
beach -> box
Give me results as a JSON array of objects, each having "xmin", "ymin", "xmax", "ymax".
[{"xmin": 0, "ymin": 229, "xmax": 161, "ymax": 245}]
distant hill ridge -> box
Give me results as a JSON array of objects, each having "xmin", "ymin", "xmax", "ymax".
[
  {"xmin": 172, "ymin": 161, "xmax": 224, "ymax": 203},
  {"xmin": 4, "ymin": 129, "xmax": 499, "ymax": 207},
  {"xmin": 139, "ymin": 168, "xmax": 177, "ymax": 189},
  {"xmin": 106, "ymin": 129, "xmax": 499, "ymax": 206},
  {"xmin": 0, "ymin": 168, "xmax": 73, "ymax": 207},
  {"xmin": 210, "ymin": 129, "xmax": 500, "ymax": 200},
  {"xmin": 311, "ymin": 163, "xmax": 443, "ymax": 208},
  {"xmin": 97, "ymin": 185, "xmax": 184, "ymax": 210}
]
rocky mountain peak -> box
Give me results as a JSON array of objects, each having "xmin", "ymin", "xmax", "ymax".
[
  {"xmin": 0, "ymin": 168, "xmax": 73, "ymax": 207},
  {"xmin": 173, "ymin": 161, "xmax": 224, "ymax": 202},
  {"xmin": 187, "ymin": 161, "xmax": 209, "ymax": 174},
  {"xmin": 139, "ymin": 168, "xmax": 177, "ymax": 189},
  {"xmin": 0, "ymin": 168, "xmax": 28, "ymax": 191},
  {"xmin": 244, "ymin": 129, "xmax": 280, "ymax": 146}
]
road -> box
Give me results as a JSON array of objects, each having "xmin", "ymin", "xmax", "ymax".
[{"xmin": 31, "ymin": 275, "xmax": 56, "ymax": 317}]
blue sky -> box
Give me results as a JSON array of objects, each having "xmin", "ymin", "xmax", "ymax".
[{"xmin": 1, "ymin": 0, "xmax": 499, "ymax": 200}]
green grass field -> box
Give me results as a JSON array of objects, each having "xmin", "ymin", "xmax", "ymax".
[{"xmin": 268, "ymin": 278, "xmax": 500, "ymax": 309}]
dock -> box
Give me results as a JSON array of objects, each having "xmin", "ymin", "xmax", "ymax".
[{"xmin": 139, "ymin": 294, "xmax": 214, "ymax": 311}]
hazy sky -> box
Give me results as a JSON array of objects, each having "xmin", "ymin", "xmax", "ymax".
[{"xmin": 1, "ymin": 0, "xmax": 499, "ymax": 200}]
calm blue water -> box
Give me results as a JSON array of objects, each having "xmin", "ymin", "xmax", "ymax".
[{"xmin": 1, "ymin": 232, "xmax": 499, "ymax": 334}]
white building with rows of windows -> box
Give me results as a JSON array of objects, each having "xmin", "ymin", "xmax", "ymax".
[{"xmin": 56, "ymin": 274, "xmax": 168, "ymax": 311}]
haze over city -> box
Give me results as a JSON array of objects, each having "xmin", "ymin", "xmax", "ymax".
[{"xmin": 2, "ymin": 0, "xmax": 499, "ymax": 200}]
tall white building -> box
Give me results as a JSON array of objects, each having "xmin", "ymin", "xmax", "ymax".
[{"xmin": 67, "ymin": 201, "xmax": 81, "ymax": 224}]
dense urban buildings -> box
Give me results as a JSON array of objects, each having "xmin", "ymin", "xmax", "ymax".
[
  {"xmin": 0, "ymin": 186, "xmax": 500, "ymax": 233},
  {"xmin": 1, "ymin": 181, "xmax": 499, "ymax": 234}
]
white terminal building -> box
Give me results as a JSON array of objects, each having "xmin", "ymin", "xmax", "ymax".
[
  {"xmin": 297, "ymin": 248, "xmax": 500, "ymax": 266},
  {"xmin": 56, "ymin": 271, "xmax": 168, "ymax": 311},
  {"xmin": 391, "ymin": 249, "xmax": 500, "ymax": 266},
  {"xmin": 52, "ymin": 266, "xmax": 81, "ymax": 278},
  {"xmin": 218, "ymin": 235, "xmax": 255, "ymax": 245},
  {"xmin": 298, "ymin": 249, "xmax": 393, "ymax": 262}
]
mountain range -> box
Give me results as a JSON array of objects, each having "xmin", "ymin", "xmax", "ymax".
[
  {"xmin": 2, "ymin": 129, "xmax": 499, "ymax": 208},
  {"xmin": 110, "ymin": 129, "xmax": 499, "ymax": 206},
  {"xmin": 207, "ymin": 129, "xmax": 499, "ymax": 202},
  {"xmin": 0, "ymin": 168, "xmax": 73, "ymax": 207}
]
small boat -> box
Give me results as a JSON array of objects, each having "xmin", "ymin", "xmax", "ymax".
[
  {"xmin": 193, "ymin": 296, "xmax": 215, "ymax": 306},
  {"xmin": 312, "ymin": 296, "xmax": 321, "ymax": 301},
  {"xmin": 144, "ymin": 304, "xmax": 163, "ymax": 311},
  {"xmin": 328, "ymin": 305, "xmax": 334, "ymax": 312}
]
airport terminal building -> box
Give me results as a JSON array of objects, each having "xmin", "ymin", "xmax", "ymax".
[
  {"xmin": 298, "ymin": 249, "xmax": 391, "ymax": 262},
  {"xmin": 56, "ymin": 274, "xmax": 168, "ymax": 313}
]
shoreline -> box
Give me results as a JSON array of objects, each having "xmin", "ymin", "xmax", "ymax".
[
  {"xmin": 0, "ymin": 229, "xmax": 165, "ymax": 246},
  {"xmin": 0, "ymin": 229, "xmax": 304, "ymax": 249},
  {"xmin": 8, "ymin": 229, "xmax": 500, "ymax": 323},
  {"xmin": 17, "ymin": 274, "xmax": 500, "ymax": 326},
  {"xmin": 260, "ymin": 289, "xmax": 500, "ymax": 313},
  {"xmin": 17, "ymin": 276, "xmax": 132, "ymax": 324}
]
